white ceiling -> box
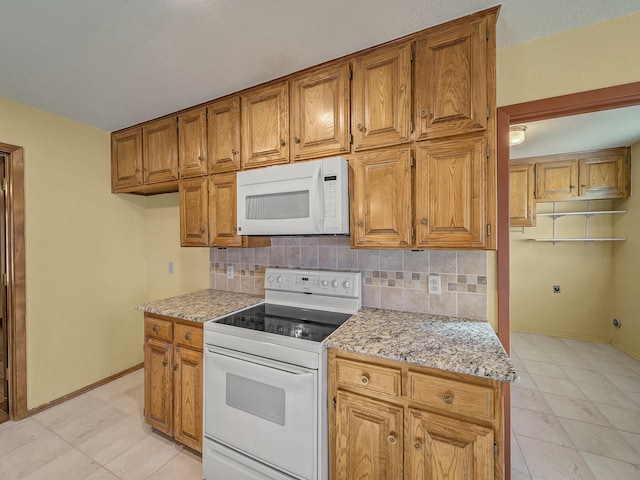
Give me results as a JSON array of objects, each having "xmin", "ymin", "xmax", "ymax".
[{"xmin": 2, "ymin": 0, "xmax": 640, "ymax": 131}]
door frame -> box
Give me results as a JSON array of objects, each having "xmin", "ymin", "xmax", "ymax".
[{"xmin": 0, "ymin": 142, "xmax": 27, "ymax": 420}]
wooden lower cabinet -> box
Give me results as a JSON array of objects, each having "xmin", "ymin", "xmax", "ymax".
[
  {"xmin": 329, "ymin": 349, "xmax": 504, "ymax": 480},
  {"xmin": 144, "ymin": 313, "xmax": 203, "ymax": 452}
]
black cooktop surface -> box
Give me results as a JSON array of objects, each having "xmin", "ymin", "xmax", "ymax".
[{"xmin": 213, "ymin": 303, "xmax": 351, "ymax": 342}]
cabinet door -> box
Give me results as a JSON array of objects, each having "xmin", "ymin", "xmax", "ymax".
[
  {"xmin": 208, "ymin": 97, "xmax": 241, "ymax": 173},
  {"xmin": 242, "ymin": 82, "xmax": 289, "ymax": 169},
  {"xmin": 351, "ymin": 148, "xmax": 412, "ymax": 248},
  {"xmin": 510, "ymin": 163, "xmax": 536, "ymax": 227},
  {"xmin": 179, "ymin": 178, "xmax": 209, "ymax": 246},
  {"xmin": 415, "ymin": 136, "xmax": 489, "ymax": 249},
  {"xmin": 536, "ymin": 160, "xmax": 579, "ymax": 201},
  {"xmin": 414, "ymin": 16, "xmax": 488, "ymax": 140},
  {"xmin": 178, "ymin": 108, "xmax": 208, "ymax": 178},
  {"xmin": 334, "ymin": 391, "xmax": 403, "ymax": 480},
  {"xmin": 173, "ymin": 346, "xmax": 203, "ymax": 453},
  {"xmin": 352, "ymin": 42, "xmax": 411, "ymax": 151},
  {"xmin": 406, "ymin": 408, "xmax": 494, "ymax": 480},
  {"xmin": 111, "ymin": 127, "xmax": 143, "ymax": 190},
  {"xmin": 143, "ymin": 117, "xmax": 179, "ymax": 184},
  {"xmin": 144, "ymin": 337, "xmax": 173, "ymax": 436},
  {"xmin": 579, "ymin": 150, "xmax": 630, "ymax": 199},
  {"xmin": 209, "ymin": 173, "xmax": 242, "ymax": 247},
  {"xmin": 290, "ymin": 62, "xmax": 350, "ymax": 161}
]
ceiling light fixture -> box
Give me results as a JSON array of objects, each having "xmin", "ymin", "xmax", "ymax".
[{"xmin": 509, "ymin": 125, "xmax": 527, "ymax": 146}]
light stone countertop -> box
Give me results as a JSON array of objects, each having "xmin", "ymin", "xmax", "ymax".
[
  {"xmin": 135, "ymin": 289, "xmax": 263, "ymax": 323},
  {"xmin": 325, "ymin": 307, "xmax": 518, "ymax": 382}
]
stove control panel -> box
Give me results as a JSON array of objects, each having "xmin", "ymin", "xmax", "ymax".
[{"xmin": 265, "ymin": 268, "xmax": 361, "ymax": 299}]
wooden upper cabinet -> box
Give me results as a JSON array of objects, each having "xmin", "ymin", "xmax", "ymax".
[
  {"xmin": 178, "ymin": 108, "xmax": 207, "ymax": 178},
  {"xmin": 414, "ymin": 16, "xmax": 488, "ymax": 140},
  {"xmin": 179, "ymin": 178, "xmax": 208, "ymax": 247},
  {"xmin": 208, "ymin": 97, "xmax": 241, "ymax": 173},
  {"xmin": 242, "ymin": 81, "xmax": 289, "ymax": 169},
  {"xmin": 143, "ymin": 116, "xmax": 179, "ymax": 184},
  {"xmin": 536, "ymin": 159, "xmax": 579, "ymax": 201},
  {"xmin": 415, "ymin": 135, "xmax": 489, "ymax": 249},
  {"xmin": 290, "ymin": 62, "xmax": 351, "ymax": 161},
  {"xmin": 351, "ymin": 147, "xmax": 412, "ymax": 249},
  {"xmin": 111, "ymin": 127, "xmax": 143, "ymax": 190},
  {"xmin": 209, "ymin": 173, "xmax": 242, "ymax": 247},
  {"xmin": 509, "ymin": 162, "xmax": 536, "ymax": 227},
  {"xmin": 579, "ymin": 148, "xmax": 630, "ymax": 199},
  {"xmin": 352, "ymin": 42, "xmax": 412, "ymax": 152}
]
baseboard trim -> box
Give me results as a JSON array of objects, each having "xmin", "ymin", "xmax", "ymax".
[
  {"xmin": 27, "ymin": 363, "xmax": 144, "ymax": 417},
  {"xmin": 610, "ymin": 341, "xmax": 640, "ymax": 362},
  {"xmin": 510, "ymin": 328, "xmax": 610, "ymax": 344}
]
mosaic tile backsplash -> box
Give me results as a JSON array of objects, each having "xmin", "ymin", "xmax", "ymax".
[{"xmin": 209, "ymin": 236, "xmax": 488, "ymax": 320}]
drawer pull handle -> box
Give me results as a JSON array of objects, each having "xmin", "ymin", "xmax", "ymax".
[
  {"xmin": 413, "ymin": 441, "xmax": 422, "ymax": 451},
  {"xmin": 360, "ymin": 375, "xmax": 370, "ymax": 385},
  {"xmin": 152, "ymin": 326, "xmax": 159, "ymax": 333},
  {"xmin": 184, "ymin": 334, "xmax": 191, "ymax": 341},
  {"xmin": 387, "ymin": 435, "xmax": 397, "ymax": 445},
  {"xmin": 443, "ymin": 394, "xmax": 453, "ymax": 405},
  {"xmin": 162, "ymin": 360, "xmax": 168, "ymax": 367}
]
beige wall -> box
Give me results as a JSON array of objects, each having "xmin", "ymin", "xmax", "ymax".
[{"xmin": 612, "ymin": 142, "xmax": 640, "ymax": 359}]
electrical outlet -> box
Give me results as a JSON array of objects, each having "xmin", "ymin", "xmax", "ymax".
[
  {"xmin": 168, "ymin": 261, "xmax": 174, "ymax": 274},
  {"xmin": 553, "ymin": 285, "xmax": 561, "ymax": 294},
  {"xmin": 428, "ymin": 275, "xmax": 441, "ymax": 295},
  {"xmin": 227, "ymin": 265, "xmax": 234, "ymax": 279}
]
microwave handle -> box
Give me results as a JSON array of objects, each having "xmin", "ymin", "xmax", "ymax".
[{"xmin": 311, "ymin": 165, "xmax": 323, "ymax": 232}]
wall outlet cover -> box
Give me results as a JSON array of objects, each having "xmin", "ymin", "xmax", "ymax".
[
  {"xmin": 428, "ymin": 275, "xmax": 441, "ymax": 295},
  {"xmin": 227, "ymin": 265, "xmax": 234, "ymax": 279}
]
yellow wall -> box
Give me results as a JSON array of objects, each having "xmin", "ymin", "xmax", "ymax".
[
  {"xmin": 612, "ymin": 142, "xmax": 640, "ymax": 359},
  {"xmin": 0, "ymin": 98, "xmax": 209, "ymax": 409}
]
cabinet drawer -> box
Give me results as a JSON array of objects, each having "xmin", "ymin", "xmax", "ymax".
[
  {"xmin": 144, "ymin": 316, "xmax": 172, "ymax": 341},
  {"xmin": 406, "ymin": 371, "xmax": 494, "ymax": 422},
  {"xmin": 335, "ymin": 358, "xmax": 401, "ymax": 397},
  {"xmin": 174, "ymin": 322, "xmax": 203, "ymax": 350}
]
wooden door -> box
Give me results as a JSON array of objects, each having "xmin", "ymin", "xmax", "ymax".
[
  {"xmin": 509, "ymin": 163, "xmax": 536, "ymax": 227},
  {"xmin": 415, "ymin": 136, "xmax": 489, "ymax": 249},
  {"xmin": 414, "ymin": 16, "xmax": 488, "ymax": 140},
  {"xmin": 143, "ymin": 117, "xmax": 179, "ymax": 184},
  {"xmin": 208, "ymin": 97, "xmax": 241, "ymax": 173},
  {"xmin": 242, "ymin": 82, "xmax": 289, "ymax": 169},
  {"xmin": 352, "ymin": 42, "xmax": 411, "ymax": 151},
  {"xmin": 536, "ymin": 160, "xmax": 578, "ymax": 201},
  {"xmin": 209, "ymin": 173, "xmax": 242, "ymax": 247},
  {"xmin": 178, "ymin": 108, "xmax": 207, "ymax": 178},
  {"xmin": 111, "ymin": 127, "xmax": 143, "ymax": 190},
  {"xmin": 173, "ymin": 346, "xmax": 203, "ymax": 452},
  {"xmin": 144, "ymin": 337, "xmax": 173, "ymax": 436},
  {"xmin": 334, "ymin": 390, "xmax": 403, "ymax": 480},
  {"xmin": 351, "ymin": 147, "xmax": 412, "ymax": 248},
  {"xmin": 290, "ymin": 62, "xmax": 350, "ymax": 161},
  {"xmin": 179, "ymin": 178, "xmax": 208, "ymax": 246},
  {"xmin": 406, "ymin": 408, "xmax": 494, "ymax": 480},
  {"xmin": 579, "ymin": 149, "xmax": 630, "ymax": 199}
]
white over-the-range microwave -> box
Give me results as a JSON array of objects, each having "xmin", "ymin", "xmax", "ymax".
[{"xmin": 236, "ymin": 156, "xmax": 349, "ymax": 236}]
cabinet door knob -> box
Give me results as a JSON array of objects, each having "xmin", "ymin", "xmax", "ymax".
[
  {"xmin": 569, "ymin": 185, "xmax": 576, "ymax": 189},
  {"xmin": 200, "ymin": 227, "xmax": 205, "ymax": 233},
  {"xmin": 152, "ymin": 326, "xmax": 159, "ymax": 333},
  {"xmin": 356, "ymin": 123, "xmax": 364, "ymax": 131},
  {"xmin": 231, "ymin": 149, "xmax": 237, "ymax": 156},
  {"xmin": 420, "ymin": 218, "xmax": 428, "ymax": 226},
  {"xmin": 420, "ymin": 110, "xmax": 428, "ymax": 118},
  {"xmin": 387, "ymin": 435, "xmax": 397, "ymax": 445},
  {"xmin": 581, "ymin": 184, "xmax": 587, "ymax": 188},
  {"xmin": 173, "ymin": 364, "xmax": 178, "ymax": 371},
  {"xmin": 443, "ymin": 394, "xmax": 453, "ymax": 405},
  {"xmin": 360, "ymin": 374, "xmax": 370, "ymax": 385},
  {"xmin": 280, "ymin": 139, "xmax": 286, "ymax": 147},
  {"xmin": 184, "ymin": 334, "xmax": 191, "ymax": 341},
  {"xmin": 162, "ymin": 360, "xmax": 168, "ymax": 367},
  {"xmin": 198, "ymin": 156, "xmax": 204, "ymax": 162},
  {"xmin": 357, "ymin": 221, "xmax": 364, "ymax": 228},
  {"xmin": 294, "ymin": 136, "xmax": 301, "ymax": 144},
  {"xmin": 413, "ymin": 441, "xmax": 422, "ymax": 450}
]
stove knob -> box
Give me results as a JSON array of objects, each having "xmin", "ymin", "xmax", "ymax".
[
  {"xmin": 267, "ymin": 275, "xmax": 275, "ymax": 283},
  {"xmin": 321, "ymin": 280, "xmax": 329, "ymax": 287},
  {"xmin": 343, "ymin": 280, "xmax": 351, "ymax": 289},
  {"xmin": 277, "ymin": 276, "xmax": 284, "ymax": 283},
  {"xmin": 331, "ymin": 280, "xmax": 339, "ymax": 288},
  {"xmin": 277, "ymin": 325, "xmax": 284, "ymax": 333}
]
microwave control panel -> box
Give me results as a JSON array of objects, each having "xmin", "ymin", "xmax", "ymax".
[{"xmin": 322, "ymin": 157, "xmax": 349, "ymax": 233}]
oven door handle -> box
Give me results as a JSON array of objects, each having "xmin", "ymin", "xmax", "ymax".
[{"xmin": 206, "ymin": 346, "xmax": 316, "ymax": 377}]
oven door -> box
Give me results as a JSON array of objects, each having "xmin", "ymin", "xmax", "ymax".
[{"xmin": 204, "ymin": 346, "xmax": 318, "ymax": 480}]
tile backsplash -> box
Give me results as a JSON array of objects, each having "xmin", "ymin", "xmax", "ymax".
[{"xmin": 210, "ymin": 236, "xmax": 487, "ymax": 320}]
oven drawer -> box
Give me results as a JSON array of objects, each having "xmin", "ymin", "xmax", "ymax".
[
  {"xmin": 144, "ymin": 315, "xmax": 172, "ymax": 341},
  {"xmin": 174, "ymin": 322, "xmax": 203, "ymax": 350},
  {"xmin": 335, "ymin": 358, "xmax": 401, "ymax": 397},
  {"xmin": 406, "ymin": 370, "xmax": 495, "ymax": 421}
]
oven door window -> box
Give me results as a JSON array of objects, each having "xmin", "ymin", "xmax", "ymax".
[{"xmin": 204, "ymin": 348, "xmax": 318, "ymax": 480}]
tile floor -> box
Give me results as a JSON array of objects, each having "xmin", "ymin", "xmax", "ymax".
[
  {"xmin": 0, "ymin": 368, "xmax": 202, "ymax": 480},
  {"xmin": 1, "ymin": 333, "xmax": 639, "ymax": 479},
  {"xmin": 511, "ymin": 332, "xmax": 640, "ymax": 480}
]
